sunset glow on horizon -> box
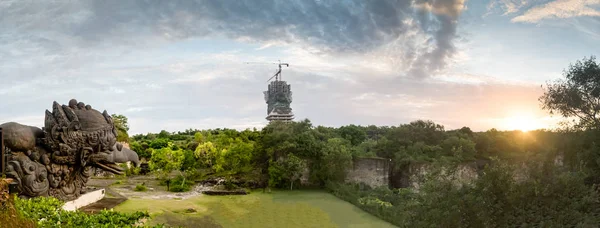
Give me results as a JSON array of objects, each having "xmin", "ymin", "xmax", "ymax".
[{"xmin": 503, "ymin": 113, "xmax": 539, "ymax": 132}]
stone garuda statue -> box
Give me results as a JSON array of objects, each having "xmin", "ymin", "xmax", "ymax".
[{"xmin": 1, "ymin": 99, "xmax": 140, "ymax": 201}]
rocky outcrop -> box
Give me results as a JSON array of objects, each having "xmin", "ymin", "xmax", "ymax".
[
  {"xmin": 345, "ymin": 157, "xmax": 391, "ymax": 188},
  {"xmin": 401, "ymin": 162, "xmax": 481, "ymax": 190}
]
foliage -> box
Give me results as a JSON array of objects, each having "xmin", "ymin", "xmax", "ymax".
[
  {"xmin": 223, "ymin": 179, "xmax": 239, "ymax": 190},
  {"xmin": 111, "ymin": 114, "xmax": 130, "ymax": 143},
  {"xmin": 134, "ymin": 184, "xmax": 147, "ymax": 192},
  {"xmin": 194, "ymin": 132, "xmax": 256, "ymax": 174},
  {"xmin": 13, "ymin": 196, "xmax": 161, "ymax": 227},
  {"xmin": 315, "ymin": 138, "xmax": 353, "ymax": 184},
  {"xmin": 168, "ymin": 175, "xmax": 193, "ymax": 192},
  {"xmin": 149, "ymin": 142, "xmax": 185, "ymax": 174},
  {"xmin": 267, "ymin": 154, "xmax": 307, "ymax": 190},
  {"xmin": 0, "ymin": 178, "xmax": 36, "ymax": 228},
  {"xmin": 130, "ymin": 141, "xmax": 152, "ymax": 159},
  {"xmin": 149, "ymin": 138, "xmax": 170, "ymax": 150},
  {"xmin": 337, "ymin": 124, "xmax": 367, "ymax": 146},
  {"xmin": 0, "ymin": 201, "xmax": 35, "ymax": 228},
  {"xmin": 124, "ymin": 165, "xmax": 141, "ymax": 176},
  {"xmin": 540, "ymin": 56, "xmax": 600, "ymax": 129},
  {"xmin": 352, "ymin": 139, "xmax": 378, "ymax": 158},
  {"xmin": 327, "ymin": 159, "xmax": 600, "ymax": 227}
]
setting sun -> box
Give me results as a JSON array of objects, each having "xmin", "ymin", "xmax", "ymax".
[{"xmin": 502, "ymin": 113, "xmax": 540, "ymax": 132}]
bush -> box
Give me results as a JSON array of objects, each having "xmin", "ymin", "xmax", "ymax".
[
  {"xmin": 169, "ymin": 184, "xmax": 191, "ymax": 192},
  {"xmin": 223, "ymin": 180, "xmax": 239, "ymax": 190},
  {"xmin": 1, "ymin": 178, "xmax": 35, "ymax": 228},
  {"xmin": 13, "ymin": 196, "xmax": 164, "ymax": 227},
  {"xmin": 164, "ymin": 175, "xmax": 194, "ymax": 192},
  {"xmin": 134, "ymin": 184, "xmax": 147, "ymax": 192}
]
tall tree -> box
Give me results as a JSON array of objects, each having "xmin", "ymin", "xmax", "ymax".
[
  {"xmin": 111, "ymin": 114, "xmax": 130, "ymax": 142},
  {"xmin": 540, "ymin": 56, "xmax": 600, "ymax": 130}
]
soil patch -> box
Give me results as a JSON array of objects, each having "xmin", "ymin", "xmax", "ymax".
[
  {"xmin": 80, "ymin": 198, "xmax": 127, "ymax": 214},
  {"xmin": 202, "ymin": 189, "xmax": 247, "ymax": 195}
]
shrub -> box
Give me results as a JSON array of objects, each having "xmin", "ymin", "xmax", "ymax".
[
  {"xmin": 167, "ymin": 175, "xmax": 194, "ymax": 192},
  {"xmin": 134, "ymin": 184, "xmax": 147, "ymax": 192},
  {"xmin": 223, "ymin": 180, "xmax": 239, "ymax": 190},
  {"xmin": 169, "ymin": 184, "xmax": 191, "ymax": 192},
  {"xmin": 13, "ymin": 196, "xmax": 164, "ymax": 227},
  {"xmin": 1, "ymin": 178, "xmax": 35, "ymax": 228}
]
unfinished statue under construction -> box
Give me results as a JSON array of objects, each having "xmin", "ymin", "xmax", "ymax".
[{"xmin": 263, "ymin": 62, "xmax": 294, "ymax": 122}]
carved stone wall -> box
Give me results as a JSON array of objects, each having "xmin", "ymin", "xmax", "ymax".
[{"xmin": 345, "ymin": 157, "xmax": 391, "ymax": 188}]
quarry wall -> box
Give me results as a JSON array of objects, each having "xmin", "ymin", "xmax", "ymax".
[
  {"xmin": 345, "ymin": 157, "xmax": 391, "ymax": 188},
  {"xmin": 397, "ymin": 162, "xmax": 481, "ymax": 190}
]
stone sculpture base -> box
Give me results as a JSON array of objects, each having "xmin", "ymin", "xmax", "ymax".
[{"xmin": 62, "ymin": 188, "xmax": 105, "ymax": 211}]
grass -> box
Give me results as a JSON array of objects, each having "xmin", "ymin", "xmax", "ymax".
[{"xmin": 114, "ymin": 190, "xmax": 397, "ymax": 228}]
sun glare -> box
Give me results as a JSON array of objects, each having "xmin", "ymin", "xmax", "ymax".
[{"xmin": 503, "ymin": 113, "xmax": 539, "ymax": 132}]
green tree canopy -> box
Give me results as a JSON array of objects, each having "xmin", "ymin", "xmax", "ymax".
[
  {"xmin": 149, "ymin": 142, "xmax": 185, "ymax": 174},
  {"xmin": 540, "ymin": 56, "xmax": 600, "ymax": 130},
  {"xmin": 111, "ymin": 114, "xmax": 130, "ymax": 142}
]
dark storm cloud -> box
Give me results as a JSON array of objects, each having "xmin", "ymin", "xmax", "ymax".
[
  {"xmin": 409, "ymin": 0, "xmax": 465, "ymax": 77},
  {"xmin": 1, "ymin": 0, "xmax": 467, "ymax": 78}
]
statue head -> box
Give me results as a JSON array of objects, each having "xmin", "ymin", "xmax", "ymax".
[
  {"xmin": 4, "ymin": 99, "xmax": 139, "ymax": 201},
  {"xmin": 43, "ymin": 99, "xmax": 135, "ymax": 175}
]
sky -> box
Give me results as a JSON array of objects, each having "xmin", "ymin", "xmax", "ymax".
[{"xmin": 0, "ymin": 0, "xmax": 599, "ymax": 134}]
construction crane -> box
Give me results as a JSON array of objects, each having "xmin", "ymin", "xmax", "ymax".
[{"xmin": 244, "ymin": 60, "xmax": 290, "ymax": 82}]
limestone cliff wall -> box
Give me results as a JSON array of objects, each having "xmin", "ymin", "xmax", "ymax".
[
  {"xmin": 345, "ymin": 157, "xmax": 391, "ymax": 188},
  {"xmin": 394, "ymin": 156, "xmax": 564, "ymax": 190},
  {"xmin": 400, "ymin": 162, "xmax": 480, "ymax": 190}
]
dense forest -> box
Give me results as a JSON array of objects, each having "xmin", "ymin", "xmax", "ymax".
[{"xmin": 121, "ymin": 118, "xmax": 600, "ymax": 226}]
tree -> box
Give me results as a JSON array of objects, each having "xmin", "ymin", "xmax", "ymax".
[
  {"xmin": 129, "ymin": 141, "xmax": 151, "ymax": 160},
  {"xmin": 149, "ymin": 142, "xmax": 185, "ymax": 181},
  {"xmin": 285, "ymin": 154, "xmax": 307, "ymax": 190},
  {"xmin": 540, "ymin": 56, "xmax": 600, "ymax": 130},
  {"xmin": 318, "ymin": 138, "xmax": 353, "ymax": 183},
  {"xmin": 111, "ymin": 114, "xmax": 130, "ymax": 142},
  {"xmin": 149, "ymin": 138, "xmax": 170, "ymax": 149},
  {"xmin": 268, "ymin": 154, "xmax": 307, "ymax": 190},
  {"xmin": 194, "ymin": 141, "xmax": 218, "ymax": 168},
  {"xmin": 157, "ymin": 130, "xmax": 171, "ymax": 139},
  {"xmin": 338, "ymin": 125, "xmax": 367, "ymax": 146}
]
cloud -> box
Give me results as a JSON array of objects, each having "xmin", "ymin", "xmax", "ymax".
[
  {"xmin": 486, "ymin": 0, "xmax": 532, "ymax": 15},
  {"xmin": 0, "ymin": 0, "xmax": 468, "ymax": 78},
  {"xmin": 1, "ymin": 0, "xmax": 560, "ymax": 134},
  {"xmin": 512, "ymin": 0, "xmax": 600, "ymax": 23}
]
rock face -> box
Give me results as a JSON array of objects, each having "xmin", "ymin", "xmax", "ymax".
[
  {"xmin": 1, "ymin": 99, "xmax": 140, "ymax": 201},
  {"xmin": 395, "ymin": 161, "xmax": 484, "ymax": 190},
  {"xmin": 345, "ymin": 157, "xmax": 391, "ymax": 188}
]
